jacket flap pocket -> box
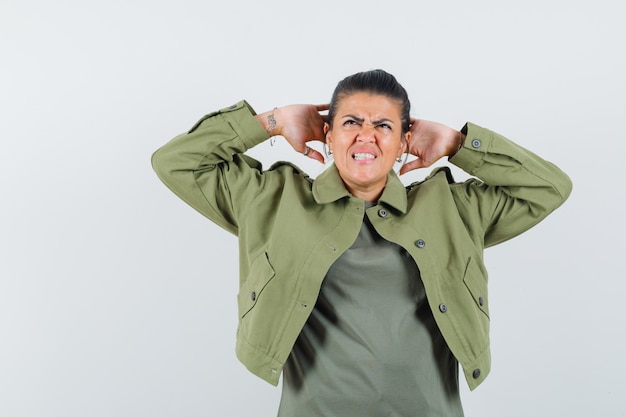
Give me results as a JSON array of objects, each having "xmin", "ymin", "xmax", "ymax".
[
  {"xmin": 463, "ymin": 257, "xmax": 489, "ymax": 317},
  {"xmin": 238, "ymin": 252, "xmax": 276, "ymax": 318}
]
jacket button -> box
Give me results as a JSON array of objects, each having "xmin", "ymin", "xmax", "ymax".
[
  {"xmin": 478, "ymin": 296, "xmax": 484, "ymax": 306},
  {"xmin": 378, "ymin": 208, "xmax": 388, "ymax": 218},
  {"xmin": 473, "ymin": 369, "xmax": 481, "ymax": 379},
  {"xmin": 439, "ymin": 303, "xmax": 447, "ymax": 313},
  {"xmin": 414, "ymin": 239, "xmax": 426, "ymax": 248},
  {"xmin": 471, "ymin": 139, "xmax": 482, "ymax": 148},
  {"xmin": 250, "ymin": 291, "xmax": 257, "ymax": 301}
]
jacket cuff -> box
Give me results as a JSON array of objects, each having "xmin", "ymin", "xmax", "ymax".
[
  {"xmin": 188, "ymin": 100, "xmax": 270, "ymax": 150},
  {"xmin": 449, "ymin": 122, "xmax": 492, "ymax": 175}
]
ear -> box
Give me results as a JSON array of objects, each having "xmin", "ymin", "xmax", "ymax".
[
  {"xmin": 399, "ymin": 132, "xmax": 411, "ymax": 156},
  {"xmin": 324, "ymin": 122, "xmax": 331, "ymax": 147}
]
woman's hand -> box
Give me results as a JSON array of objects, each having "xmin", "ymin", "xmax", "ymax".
[
  {"xmin": 399, "ymin": 119, "xmax": 466, "ymax": 175},
  {"xmin": 256, "ymin": 104, "xmax": 329, "ymax": 164}
]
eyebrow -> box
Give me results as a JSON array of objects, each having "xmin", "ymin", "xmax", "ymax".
[{"xmin": 341, "ymin": 114, "xmax": 396, "ymax": 125}]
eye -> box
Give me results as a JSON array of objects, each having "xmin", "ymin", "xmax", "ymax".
[
  {"xmin": 377, "ymin": 123, "xmax": 392, "ymax": 131},
  {"xmin": 343, "ymin": 119, "xmax": 358, "ymax": 126}
]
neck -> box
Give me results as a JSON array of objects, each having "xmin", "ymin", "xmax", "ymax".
[{"xmin": 345, "ymin": 183, "xmax": 385, "ymax": 203}]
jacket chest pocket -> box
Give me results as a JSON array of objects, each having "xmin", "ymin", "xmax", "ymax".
[
  {"xmin": 463, "ymin": 257, "xmax": 489, "ymax": 318},
  {"xmin": 237, "ymin": 252, "xmax": 276, "ymax": 319}
]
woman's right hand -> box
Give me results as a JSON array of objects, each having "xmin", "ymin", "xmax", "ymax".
[{"xmin": 256, "ymin": 104, "xmax": 329, "ymax": 164}]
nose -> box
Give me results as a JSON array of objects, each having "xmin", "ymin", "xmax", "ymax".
[{"xmin": 357, "ymin": 123, "xmax": 376, "ymax": 142}]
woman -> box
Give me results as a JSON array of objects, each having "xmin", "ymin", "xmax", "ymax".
[{"xmin": 152, "ymin": 69, "xmax": 572, "ymax": 416}]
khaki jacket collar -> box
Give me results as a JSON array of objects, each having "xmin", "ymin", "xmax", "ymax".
[{"xmin": 312, "ymin": 164, "xmax": 408, "ymax": 214}]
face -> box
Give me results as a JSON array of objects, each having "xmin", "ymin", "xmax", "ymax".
[{"xmin": 325, "ymin": 92, "xmax": 409, "ymax": 201}]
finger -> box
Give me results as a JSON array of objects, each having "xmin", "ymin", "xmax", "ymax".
[
  {"xmin": 302, "ymin": 146, "xmax": 324, "ymax": 164},
  {"xmin": 309, "ymin": 136, "xmax": 327, "ymax": 144},
  {"xmin": 308, "ymin": 148, "xmax": 325, "ymax": 164},
  {"xmin": 399, "ymin": 158, "xmax": 427, "ymax": 175},
  {"xmin": 316, "ymin": 104, "xmax": 330, "ymax": 124},
  {"xmin": 315, "ymin": 103, "xmax": 330, "ymax": 112}
]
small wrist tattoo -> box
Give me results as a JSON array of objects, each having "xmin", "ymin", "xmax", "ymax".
[
  {"xmin": 266, "ymin": 108, "xmax": 277, "ymax": 136},
  {"xmin": 267, "ymin": 107, "xmax": 277, "ymax": 146}
]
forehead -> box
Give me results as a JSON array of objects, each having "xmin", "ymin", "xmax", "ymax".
[{"xmin": 336, "ymin": 92, "xmax": 402, "ymax": 120}]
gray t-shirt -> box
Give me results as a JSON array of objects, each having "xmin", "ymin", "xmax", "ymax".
[{"xmin": 278, "ymin": 206, "xmax": 464, "ymax": 417}]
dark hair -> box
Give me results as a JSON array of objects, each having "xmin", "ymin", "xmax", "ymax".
[{"xmin": 328, "ymin": 69, "xmax": 411, "ymax": 133}]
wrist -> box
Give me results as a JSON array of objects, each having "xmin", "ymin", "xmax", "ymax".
[
  {"xmin": 255, "ymin": 107, "xmax": 278, "ymax": 137},
  {"xmin": 449, "ymin": 131, "xmax": 466, "ymax": 157}
]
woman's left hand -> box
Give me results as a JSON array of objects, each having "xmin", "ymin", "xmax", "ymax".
[{"xmin": 399, "ymin": 119, "xmax": 466, "ymax": 175}]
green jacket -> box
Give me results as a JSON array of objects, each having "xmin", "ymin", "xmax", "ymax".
[{"xmin": 151, "ymin": 100, "xmax": 572, "ymax": 390}]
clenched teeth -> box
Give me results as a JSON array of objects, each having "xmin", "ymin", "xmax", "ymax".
[{"xmin": 353, "ymin": 153, "xmax": 376, "ymax": 161}]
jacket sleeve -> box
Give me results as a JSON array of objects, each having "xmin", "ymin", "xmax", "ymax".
[
  {"xmin": 449, "ymin": 122, "xmax": 573, "ymax": 248},
  {"xmin": 151, "ymin": 100, "xmax": 270, "ymax": 235}
]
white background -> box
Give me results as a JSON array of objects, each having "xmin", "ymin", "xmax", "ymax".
[{"xmin": 1, "ymin": 0, "xmax": 624, "ymax": 416}]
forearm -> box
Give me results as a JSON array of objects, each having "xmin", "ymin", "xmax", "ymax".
[
  {"xmin": 452, "ymin": 123, "xmax": 571, "ymax": 198},
  {"xmin": 450, "ymin": 122, "xmax": 572, "ymax": 246},
  {"xmin": 151, "ymin": 100, "xmax": 269, "ymax": 233},
  {"xmin": 153, "ymin": 100, "xmax": 268, "ymax": 171}
]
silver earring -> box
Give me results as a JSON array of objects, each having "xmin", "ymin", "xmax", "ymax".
[
  {"xmin": 396, "ymin": 135, "xmax": 409, "ymax": 163},
  {"xmin": 323, "ymin": 143, "xmax": 333, "ymax": 157}
]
